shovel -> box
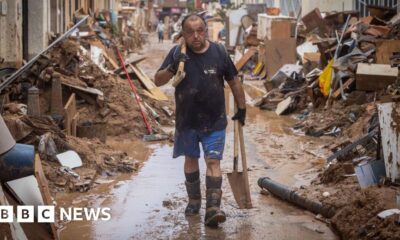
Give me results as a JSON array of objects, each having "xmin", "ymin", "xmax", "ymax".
[
  {"xmin": 227, "ymin": 104, "xmax": 253, "ymax": 209},
  {"xmin": 172, "ymin": 38, "xmax": 186, "ymax": 87}
]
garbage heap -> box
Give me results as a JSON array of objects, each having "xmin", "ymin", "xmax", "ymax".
[
  {"xmin": 0, "ymin": 13, "xmax": 173, "ymax": 194},
  {"xmin": 250, "ymin": 6, "xmax": 400, "ymax": 240}
]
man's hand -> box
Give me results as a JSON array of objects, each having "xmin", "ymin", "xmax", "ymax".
[
  {"xmin": 167, "ymin": 53, "xmax": 187, "ymax": 75},
  {"xmin": 232, "ymin": 108, "xmax": 246, "ymax": 126}
]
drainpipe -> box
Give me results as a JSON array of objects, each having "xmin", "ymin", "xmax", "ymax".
[{"xmin": 258, "ymin": 177, "xmax": 336, "ymax": 218}]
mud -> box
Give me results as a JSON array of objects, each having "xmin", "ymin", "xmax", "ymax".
[{"xmin": 57, "ymin": 35, "xmax": 339, "ymax": 239}]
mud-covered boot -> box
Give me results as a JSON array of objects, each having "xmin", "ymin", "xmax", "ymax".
[
  {"xmin": 185, "ymin": 179, "xmax": 201, "ymax": 216},
  {"xmin": 204, "ymin": 188, "xmax": 226, "ymax": 227}
]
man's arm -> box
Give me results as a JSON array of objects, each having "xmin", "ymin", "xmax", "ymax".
[
  {"xmin": 227, "ymin": 76, "xmax": 246, "ymax": 109},
  {"xmin": 154, "ymin": 69, "xmax": 174, "ymax": 87}
]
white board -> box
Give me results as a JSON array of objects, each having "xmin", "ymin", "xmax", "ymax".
[
  {"xmin": 6, "ymin": 175, "xmax": 44, "ymax": 206},
  {"xmin": 56, "ymin": 150, "xmax": 82, "ymax": 169},
  {"xmin": 378, "ymin": 102, "xmax": 400, "ymax": 182}
]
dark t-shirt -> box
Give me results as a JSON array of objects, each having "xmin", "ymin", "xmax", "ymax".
[{"xmin": 159, "ymin": 41, "xmax": 238, "ymax": 132}]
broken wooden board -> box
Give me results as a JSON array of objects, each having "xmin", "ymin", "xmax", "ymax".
[
  {"xmin": 356, "ymin": 63, "xmax": 398, "ymax": 91},
  {"xmin": 378, "ymin": 103, "xmax": 400, "ymax": 182},
  {"xmin": 129, "ymin": 64, "xmax": 168, "ymax": 101},
  {"xmin": 34, "ymin": 154, "xmax": 59, "ymax": 240},
  {"xmin": 64, "ymin": 93, "xmax": 76, "ymax": 136},
  {"xmin": 264, "ymin": 38, "xmax": 297, "ymax": 79},
  {"xmin": 333, "ymin": 78, "xmax": 355, "ymax": 98},
  {"xmin": 376, "ymin": 40, "xmax": 400, "ymax": 64},
  {"xmin": 114, "ymin": 56, "xmax": 147, "ymax": 74},
  {"xmin": 235, "ymin": 47, "xmax": 257, "ymax": 71},
  {"xmin": 62, "ymin": 82, "xmax": 104, "ymax": 97},
  {"xmin": 71, "ymin": 112, "xmax": 79, "ymax": 137},
  {"xmin": 275, "ymin": 97, "xmax": 292, "ymax": 115}
]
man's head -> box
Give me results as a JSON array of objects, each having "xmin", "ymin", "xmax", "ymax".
[{"xmin": 181, "ymin": 14, "xmax": 208, "ymax": 52}]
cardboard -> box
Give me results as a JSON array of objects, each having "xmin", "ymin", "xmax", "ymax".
[
  {"xmin": 264, "ymin": 38, "xmax": 297, "ymax": 78},
  {"xmin": 376, "ymin": 40, "xmax": 400, "ymax": 64}
]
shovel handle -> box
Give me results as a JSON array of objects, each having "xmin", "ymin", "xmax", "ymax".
[
  {"xmin": 238, "ymin": 114, "xmax": 253, "ymax": 208},
  {"xmin": 233, "ymin": 103, "xmax": 239, "ymax": 172},
  {"xmin": 172, "ymin": 39, "xmax": 186, "ymax": 88}
]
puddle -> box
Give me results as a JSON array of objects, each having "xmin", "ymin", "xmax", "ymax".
[{"xmin": 60, "ymin": 106, "xmax": 338, "ymax": 240}]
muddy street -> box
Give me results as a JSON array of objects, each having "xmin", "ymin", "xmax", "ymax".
[{"xmin": 56, "ymin": 36, "xmax": 338, "ymax": 240}]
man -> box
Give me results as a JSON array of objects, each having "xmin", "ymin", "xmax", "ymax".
[
  {"xmin": 154, "ymin": 14, "xmax": 246, "ymax": 227},
  {"xmin": 156, "ymin": 20, "xmax": 164, "ymax": 43}
]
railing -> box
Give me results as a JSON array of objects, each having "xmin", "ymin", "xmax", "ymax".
[{"xmin": 355, "ymin": 0, "xmax": 399, "ymax": 17}]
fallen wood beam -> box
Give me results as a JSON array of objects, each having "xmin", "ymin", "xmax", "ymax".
[
  {"xmin": 34, "ymin": 154, "xmax": 59, "ymax": 240},
  {"xmin": 129, "ymin": 64, "xmax": 168, "ymax": 101},
  {"xmin": 235, "ymin": 47, "xmax": 257, "ymax": 71},
  {"xmin": 114, "ymin": 56, "xmax": 147, "ymax": 74},
  {"xmin": 64, "ymin": 93, "xmax": 76, "ymax": 136},
  {"xmin": 333, "ymin": 78, "xmax": 355, "ymax": 98}
]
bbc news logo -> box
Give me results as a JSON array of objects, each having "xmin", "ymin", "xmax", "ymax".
[{"xmin": 0, "ymin": 206, "xmax": 111, "ymax": 222}]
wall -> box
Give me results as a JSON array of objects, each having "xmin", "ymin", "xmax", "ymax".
[
  {"xmin": 28, "ymin": 0, "xmax": 50, "ymax": 60},
  {"xmin": 302, "ymin": 0, "xmax": 354, "ymax": 16},
  {"xmin": 0, "ymin": 0, "xmax": 23, "ymax": 67}
]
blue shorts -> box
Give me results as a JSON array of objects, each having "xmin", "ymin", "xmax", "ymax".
[{"xmin": 173, "ymin": 129, "xmax": 226, "ymax": 160}]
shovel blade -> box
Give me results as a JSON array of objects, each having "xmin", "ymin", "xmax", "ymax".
[{"xmin": 227, "ymin": 171, "xmax": 252, "ymax": 209}]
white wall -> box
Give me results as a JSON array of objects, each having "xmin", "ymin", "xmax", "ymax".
[
  {"xmin": 0, "ymin": 0, "xmax": 23, "ymax": 67},
  {"xmin": 28, "ymin": 0, "xmax": 51, "ymax": 59},
  {"xmin": 302, "ymin": 0, "xmax": 354, "ymax": 16}
]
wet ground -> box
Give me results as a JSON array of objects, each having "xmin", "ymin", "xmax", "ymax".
[{"xmin": 58, "ymin": 35, "xmax": 338, "ymax": 240}]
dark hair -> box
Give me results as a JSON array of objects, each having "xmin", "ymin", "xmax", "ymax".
[{"xmin": 181, "ymin": 14, "xmax": 206, "ymax": 30}]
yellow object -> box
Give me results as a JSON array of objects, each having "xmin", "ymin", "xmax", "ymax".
[
  {"xmin": 319, "ymin": 60, "xmax": 334, "ymax": 97},
  {"xmin": 252, "ymin": 62, "xmax": 264, "ymax": 76}
]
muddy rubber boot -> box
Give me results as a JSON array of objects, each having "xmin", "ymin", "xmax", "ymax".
[
  {"xmin": 185, "ymin": 180, "xmax": 201, "ymax": 216},
  {"xmin": 204, "ymin": 189, "xmax": 226, "ymax": 227}
]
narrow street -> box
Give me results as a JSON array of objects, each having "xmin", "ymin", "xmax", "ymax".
[{"xmin": 59, "ymin": 36, "xmax": 337, "ymax": 240}]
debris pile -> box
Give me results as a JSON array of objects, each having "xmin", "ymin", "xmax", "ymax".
[
  {"xmin": 248, "ymin": 5, "xmax": 400, "ymax": 239},
  {"xmin": 0, "ymin": 14, "xmax": 173, "ymax": 195}
]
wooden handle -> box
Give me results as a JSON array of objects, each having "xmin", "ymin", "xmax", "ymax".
[
  {"xmin": 238, "ymin": 120, "xmax": 253, "ymax": 208},
  {"xmin": 172, "ymin": 39, "xmax": 186, "ymax": 87},
  {"xmin": 233, "ymin": 103, "xmax": 239, "ymax": 172}
]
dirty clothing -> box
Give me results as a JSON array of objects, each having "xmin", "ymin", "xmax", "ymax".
[
  {"xmin": 160, "ymin": 41, "xmax": 237, "ymax": 133},
  {"xmin": 173, "ymin": 129, "xmax": 226, "ymax": 160}
]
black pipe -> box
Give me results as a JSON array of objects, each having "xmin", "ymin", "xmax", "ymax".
[{"xmin": 258, "ymin": 177, "xmax": 336, "ymax": 218}]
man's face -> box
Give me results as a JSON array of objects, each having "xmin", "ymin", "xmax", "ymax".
[{"xmin": 182, "ymin": 18, "xmax": 207, "ymax": 52}]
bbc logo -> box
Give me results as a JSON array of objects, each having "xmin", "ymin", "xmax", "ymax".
[{"xmin": 0, "ymin": 206, "xmax": 55, "ymax": 223}]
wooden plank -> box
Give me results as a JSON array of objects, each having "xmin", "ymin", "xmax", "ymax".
[
  {"xmin": 235, "ymin": 47, "xmax": 257, "ymax": 71},
  {"xmin": 71, "ymin": 112, "xmax": 79, "ymax": 137},
  {"xmin": 114, "ymin": 56, "xmax": 147, "ymax": 74},
  {"xmin": 333, "ymin": 78, "xmax": 355, "ymax": 98},
  {"xmin": 34, "ymin": 154, "xmax": 59, "ymax": 240},
  {"xmin": 376, "ymin": 40, "xmax": 400, "ymax": 64},
  {"xmin": 129, "ymin": 64, "xmax": 168, "ymax": 101},
  {"xmin": 378, "ymin": 103, "xmax": 400, "ymax": 182},
  {"xmin": 64, "ymin": 93, "xmax": 76, "ymax": 135},
  {"xmin": 103, "ymin": 50, "xmax": 119, "ymax": 70}
]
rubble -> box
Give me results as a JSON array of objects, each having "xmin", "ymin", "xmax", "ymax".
[{"xmin": 249, "ymin": 5, "xmax": 400, "ymax": 239}]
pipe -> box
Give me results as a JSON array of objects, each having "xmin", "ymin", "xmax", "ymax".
[
  {"xmin": 0, "ymin": 15, "xmax": 89, "ymax": 93},
  {"xmin": 258, "ymin": 177, "xmax": 335, "ymax": 218}
]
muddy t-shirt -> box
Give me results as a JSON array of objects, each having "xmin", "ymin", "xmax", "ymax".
[{"xmin": 159, "ymin": 41, "xmax": 238, "ymax": 132}]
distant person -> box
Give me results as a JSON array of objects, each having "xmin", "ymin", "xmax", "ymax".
[{"xmin": 157, "ymin": 20, "xmax": 164, "ymax": 43}]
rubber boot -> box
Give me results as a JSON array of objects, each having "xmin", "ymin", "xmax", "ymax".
[
  {"xmin": 204, "ymin": 188, "xmax": 226, "ymax": 227},
  {"xmin": 185, "ymin": 179, "xmax": 201, "ymax": 216}
]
